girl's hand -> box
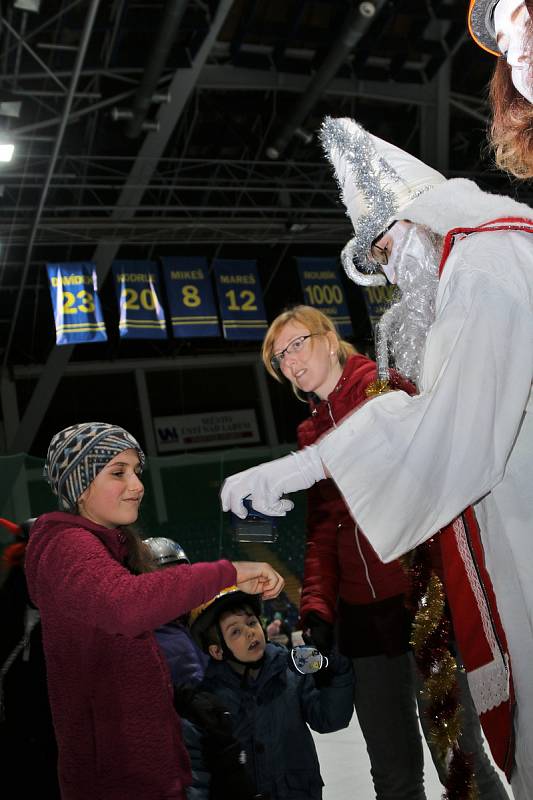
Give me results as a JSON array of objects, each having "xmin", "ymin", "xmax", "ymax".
[{"xmin": 232, "ymin": 560, "xmax": 285, "ymax": 599}]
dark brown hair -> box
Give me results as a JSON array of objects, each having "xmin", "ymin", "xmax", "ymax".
[
  {"xmin": 122, "ymin": 526, "xmax": 157, "ymax": 575},
  {"xmin": 204, "ymin": 604, "xmax": 259, "ymax": 649}
]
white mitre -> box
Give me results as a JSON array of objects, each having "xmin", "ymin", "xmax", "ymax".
[{"xmin": 320, "ymin": 116, "xmax": 446, "ymax": 286}]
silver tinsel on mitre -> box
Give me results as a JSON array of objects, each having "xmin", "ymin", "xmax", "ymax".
[{"xmin": 319, "ymin": 117, "xmax": 402, "ymax": 284}]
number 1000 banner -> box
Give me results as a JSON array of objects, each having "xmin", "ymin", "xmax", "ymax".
[
  {"xmin": 296, "ymin": 257, "xmax": 352, "ymax": 337},
  {"xmin": 46, "ymin": 262, "xmax": 107, "ymax": 345},
  {"xmin": 213, "ymin": 259, "xmax": 268, "ymax": 341},
  {"xmin": 362, "ymin": 284, "xmax": 396, "ymax": 331}
]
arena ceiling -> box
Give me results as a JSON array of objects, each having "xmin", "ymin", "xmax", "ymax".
[{"xmin": 0, "ymin": 0, "xmax": 527, "ymax": 451}]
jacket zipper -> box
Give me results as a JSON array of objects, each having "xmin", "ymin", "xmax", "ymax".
[
  {"xmin": 327, "ymin": 399, "xmax": 377, "ymax": 601},
  {"xmin": 326, "ymin": 400, "xmax": 337, "ymax": 429},
  {"xmin": 354, "ymin": 526, "xmax": 376, "ymax": 600}
]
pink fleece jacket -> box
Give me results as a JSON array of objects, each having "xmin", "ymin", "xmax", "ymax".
[{"xmin": 25, "ymin": 512, "xmax": 236, "ymax": 800}]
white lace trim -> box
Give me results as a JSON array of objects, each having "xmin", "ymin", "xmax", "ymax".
[
  {"xmin": 467, "ymin": 656, "xmax": 510, "ymax": 714},
  {"xmin": 453, "ymin": 517, "xmax": 510, "ymax": 713}
]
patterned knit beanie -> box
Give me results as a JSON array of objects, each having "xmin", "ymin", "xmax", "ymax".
[{"xmin": 44, "ymin": 422, "xmax": 146, "ymax": 511}]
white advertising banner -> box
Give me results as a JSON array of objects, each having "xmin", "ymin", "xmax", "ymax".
[{"xmin": 153, "ymin": 409, "xmax": 260, "ymax": 452}]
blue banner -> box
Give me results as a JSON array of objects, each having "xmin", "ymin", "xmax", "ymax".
[
  {"xmin": 160, "ymin": 256, "xmax": 219, "ymax": 338},
  {"xmin": 46, "ymin": 262, "xmax": 107, "ymax": 345},
  {"xmin": 296, "ymin": 257, "xmax": 353, "ymax": 337},
  {"xmin": 361, "ymin": 284, "xmax": 396, "ymax": 330},
  {"xmin": 213, "ymin": 259, "xmax": 267, "ymax": 341},
  {"xmin": 112, "ymin": 260, "xmax": 167, "ymax": 339}
]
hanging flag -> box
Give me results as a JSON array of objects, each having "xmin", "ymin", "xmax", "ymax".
[
  {"xmin": 213, "ymin": 259, "xmax": 267, "ymax": 341},
  {"xmin": 361, "ymin": 283, "xmax": 396, "ymax": 330},
  {"xmin": 46, "ymin": 261, "xmax": 107, "ymax": 345},
  {"xmin": 296, "ymin": 257, "xmax": 353, "ymax": 336},
  {"xmin": 112, "ymin": 260, "xmax": 167, "ymax": 339},
  {"xmin": 160, "ymin": 256, "xmax": 219, "ymax": 338}
]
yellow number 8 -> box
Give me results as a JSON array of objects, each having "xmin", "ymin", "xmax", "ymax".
[{"xmin": 182, "ymin": 285, "xmax": 201, "ymax": 307}]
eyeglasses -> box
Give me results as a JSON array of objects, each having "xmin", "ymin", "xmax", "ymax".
[
  {"xmin": 369, "ymin": 221, "xmax": 396, "ymax": 267},
  {"xmin": 370, "ymin": 242, "xmax": 389, "ymax": 266},
  {"xmin": 270, "ymin": 333, "xmax": 321, "ymax": 371}
]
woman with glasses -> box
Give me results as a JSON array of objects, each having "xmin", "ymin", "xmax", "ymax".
[
  {"xmin": 260, "ymin": 305, "xmax": 510, "ymax": 800},
  {"xmin": 261, "ymin": 306, "xmax": 430, "ymax": 800}
]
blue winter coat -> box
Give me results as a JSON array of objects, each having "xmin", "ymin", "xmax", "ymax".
[
  {"xmin": 184, "ymin": 643, "xmax": 354, "ymax": 800},
  {"xmin": 155, "ymin": 622, "xmax": 208, "ymax": 687}
]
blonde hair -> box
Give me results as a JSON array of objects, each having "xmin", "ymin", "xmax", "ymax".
[{"xmin": 261, "ymin": 305, "xmax": 356, "ymax": 399}]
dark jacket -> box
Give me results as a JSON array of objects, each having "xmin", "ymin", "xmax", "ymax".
[
  {"xmin": 298, "ymin": 355, "xmax": 415, "ymax": 657},
  {"xmin": 156, "ymin": 622, "xmax": 208, "ymax": 687},
  {"xmin": 184, "ymin": 642, "xmax": 354, "ymax": 800},
  {"xmin": 0, "ymin": 563, "xmax": 60, "ymax": 799},
  {"xmin": 25, "ymin": 512, "xmax": 236, "ymax": 800}
]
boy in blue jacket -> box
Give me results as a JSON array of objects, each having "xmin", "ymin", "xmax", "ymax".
[
  {"xmin": 147, "ymin": 539, "xmax": 264, "ymax": 800},
  {"xmin": 182, "ymin": 585, "xmax": 354, "ymax": 800}
]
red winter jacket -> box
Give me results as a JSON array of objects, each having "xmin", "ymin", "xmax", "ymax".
[
  {"xmin": 298, "ymin": 355, "xmax": 414, "ymax": 626},
  {"xmin": 25, "ymin": 512, "xmax": 236, "ymax": 800}
]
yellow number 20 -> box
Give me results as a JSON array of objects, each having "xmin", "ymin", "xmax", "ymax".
[{"xmin": 123, "ymin": 287, "xmax": 158, "ymax": 311}]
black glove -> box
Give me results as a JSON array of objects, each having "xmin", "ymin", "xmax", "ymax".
[
  {"xmin": 312, "ymin": 648, "xmax": 353, "ymax": 688},
  {"xmin": 206, "ymin": 738, "xmax": 264, "ymax": 800},
  {"xmin": 175, "ymin": 686, "xmax": 264, "ymax": 799},
  {"xmin": 173, "ymin": 685, "xmax": 233, "ymax": 743},
  {"xmin": 302, "ymin": 611, "xmax": 335, "ymax": 655}
]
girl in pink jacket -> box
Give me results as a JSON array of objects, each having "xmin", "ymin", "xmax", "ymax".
[{"xmin": 25, "ymin": 421, "xmax": 283, "ymax": 800}]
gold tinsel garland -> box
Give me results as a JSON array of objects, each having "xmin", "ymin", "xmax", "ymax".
[
  {"xmin": 364, "ymin": 379, "xmax": 391, "ymax": 397},
  {"xmin": 411, "ymin": 573, "xmax": 444, "ymax": 653},
  {"xmin": 409, "ymin": 546, "xmax": 478, "ymax": 799}
]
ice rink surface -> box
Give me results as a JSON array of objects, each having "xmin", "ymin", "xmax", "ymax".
[{"xmin": 312, "ymin": 713, "xmax": 511, "ymax": 800}]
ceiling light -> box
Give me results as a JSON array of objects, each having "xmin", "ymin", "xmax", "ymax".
[
  {"xmin": 0, "ymin": 100, "xmax": 22, "ymax": 118},
  {"xmin": 14, "ymin": 0, "xmax": 42, "ymax": 11},
  {"xmin": 0, "ymin": 144, "xmax": 15, "ymax": 162},
  {"xmin": 288, "ymin": 222, "xmax": 308, "ymax": 233}
]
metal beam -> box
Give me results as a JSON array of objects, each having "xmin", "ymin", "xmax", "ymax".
[
  {"xmin": 419, "ymin": 18, "xmax": 453, "ymax": 173},
  {"xmin": 12, "ymin": 351, "xmax": 270, "ymax": 379},
  {"xmin": 0, "ymin": 375, "xmax": 31, "ymax": 516},
  {"xmin": 11, "ymin": 67, "xmax": 436, "ymax": 140},
  {"xmin": 135, "ymin": 367, "xmax": 168, "ymax": 523},
  {"xmin": 125, "ymin": 0, "xmax": 187, "ymax": 138},
  {"xmin": 197, "ymin": 65, "xmax": 434, "ymax": 106},
  {"xmin": 266, "ymin": 0, "xmax": 388, "ymax": 159},
  {"xmin": 6, "ymin": 0, "xmax": 235, "ymax": 455},
  {"xmin": 4, "ymin": 0, "xmax": 103, "ymax": 370},
  {"xmin": 420, "ymin": 56, "xmax": 450, "ymax": 172}
]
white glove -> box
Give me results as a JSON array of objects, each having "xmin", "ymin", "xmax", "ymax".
[{"xmin": 220, "ymin": 446, "xmax": 326, "ymax": 519}]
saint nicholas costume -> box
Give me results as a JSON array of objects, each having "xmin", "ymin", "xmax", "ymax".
[
  {"xmin": 220, "ymin": 118, "xmax": 533, "ymax": 800},
  {"xmin": 315, "ymin": 117, "xmax": 533, "ymax": 800}
]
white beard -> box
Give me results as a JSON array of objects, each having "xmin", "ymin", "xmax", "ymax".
[{"xmin": 375, "ymin": 226, "xmax": 441, "ymax": 387}]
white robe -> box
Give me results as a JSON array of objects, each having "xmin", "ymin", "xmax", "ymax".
[{"xmin": 317, "ymin": 220, "xmax": 533, "ymax": 797}]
